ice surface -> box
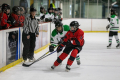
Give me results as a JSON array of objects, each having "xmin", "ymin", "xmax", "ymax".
[{"xmin": 0, "ymin": 33, "xmax": 120, "ymax": 80}]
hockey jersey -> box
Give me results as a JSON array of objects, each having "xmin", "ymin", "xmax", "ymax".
[
  {"xmin": 63, "ymin": 28, "xmax": 84, "ymax": 47},
  {"xmin": 51, "ymin": 25, "xmax": 70, "ymax": 46},
  {"xmin": 110, "ymin": 15, "xmax": 119, "ymax": 32},
  {"xmin": 40, "ymin": 13, "xmax": 44, "ymax": 21},
  {"xmin": 45, "ymin": 13, "xmax": 54, "ymax": 20}
]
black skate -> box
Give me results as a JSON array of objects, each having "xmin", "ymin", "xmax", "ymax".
[
  {"xmin": 116, "ymin": 44, "xmax": 120, "ymax": 49},
  {"xmin": 107, "ymin": 44, "xmax": 111, "ymax": 49},
  {"xmin": 76, "ymin": 56, "xmax": 81, "ymax": 65},
  {"xmin": 51, "ymin": 65, "xmax": 56, "ymax": 70},
  {"xmin": 76, "ymin": 60, "xmax": 81, "ymax": 65},
  {"xmin": 65, "ymin": 65, "xmax": 71, "ymax": 72}
]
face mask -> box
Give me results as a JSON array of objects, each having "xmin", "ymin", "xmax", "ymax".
[
  {"xmin": 56, "ymin": 26, "xmax": 63, "ymax": 33},
  {"xmin": 70, "ymin": 26, "xmax": 77, "ymax": 32}
]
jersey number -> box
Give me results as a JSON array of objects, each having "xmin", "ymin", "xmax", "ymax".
[{"xmin": 117, "ymin": 19, "xmax": 119, "ymax": 24}]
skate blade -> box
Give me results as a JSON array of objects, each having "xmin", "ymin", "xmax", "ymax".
[
  {"xmin": 65, "ymin": 69, "xmax": 70, "ymax": 72},
  {"xmin": 107, "ymin": 47, "xmax": 111, "ymax": 49},
  {"xmin": 51, "ymin": 68, "xmax": 54, "ymax": 70},
  {"xmin": 116, "ymin": 47, "xmax": 120, "ymax": 49}
]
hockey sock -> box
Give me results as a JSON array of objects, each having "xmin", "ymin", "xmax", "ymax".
[
  {"xmin": 109, "ymin": 37, "xmax": 113, "ymax": 44},
  {"xmin": 76, "ymin": 56, "xmax": 80, "ymax": 61},
  {"xmin": 54, "ymin": 52, "xmax": 68, "ymax": 66},
  {"xmin": 67, "ymin": 49, "xmax": 78, "ymax": 66},
  {"xmin": 114, "ymin": 36, "xmax": 120, "ymax": 44}
]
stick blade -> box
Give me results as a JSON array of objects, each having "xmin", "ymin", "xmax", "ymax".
[
  {"xmin": 22, "ymin": 63, "xmax": 30, "ymax": 67},
  {"xmin": 112, "ymin": 2, "xmax": 117, "ymax": 6},
  {"xmin": 22, "ymin": 63, "xmax": 32, "ymax": 67}
]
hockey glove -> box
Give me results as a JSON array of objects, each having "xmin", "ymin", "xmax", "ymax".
[
  {"xmin": 66, "ymin": 40, "xmax": 73, "ymax": 47},
  {"xmin": 106, "ymin": 25, "xmax": 110, "ymax": 31},
  {"xmin": 49, "ymin": 45, "xmax": 54, "ymax": 52},
  {"xmin": 107, "ymin": 17, "xmax": 110, "ymax": 22},
  {"xmin": 57, "ymin": 45, "xmax": 64, "ymax": 53},
  {"xmin": 49, "ymin": 19, "xmax": 52, "ymax": 22},
  {"xmin": 45, "ymin": 18, "xmax": 49, "ymax": 22},
  {"xmin": 58, "ymin": 37, "xmax": 66, "ymax": 44},
  {"xmin": 40, "ymin": 15, "xmax": 45, "ymax": 20}
]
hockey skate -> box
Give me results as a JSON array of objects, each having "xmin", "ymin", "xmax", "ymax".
[
  {"xmin": 65, "ymin": 65, "xmax": 70, "ymax": 72},
  {"xmin": 76, "ymin": 56, "xmax": 81, "ymax": 65},
  {"xmin": 51, "ymin": 65, "xmax": 56, "ymax": 70},
  {"xmin": 107, "ymin": 43, "xmax": 111, "ymax": 49},
  {"xmin": 116, "ymin": 44, "xmax": 120, "ymax": 49},
  {"xmin": 76, "ymin": 60, "xmax": 81, "ymax": 65}
]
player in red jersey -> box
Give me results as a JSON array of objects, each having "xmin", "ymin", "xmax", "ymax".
[{"xmin": 0, "ymin": 3, "xmax": 11, "ymax": 29}]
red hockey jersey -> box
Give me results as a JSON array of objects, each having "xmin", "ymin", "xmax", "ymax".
[
  {"xmin": 11, "ymin": 13, "xmax": 25, "ymax": 27},
  {"xmin": 63, "ymin": 28, "xmax": 84, "ymax": 46},
  {"xmin": 0, "ymin": 12, "xmax": 11, "ymax": 28}
]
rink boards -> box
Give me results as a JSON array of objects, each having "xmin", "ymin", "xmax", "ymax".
[{"xmin": 0, "ymin": 22, "xmax": 51, "ymax": 72}]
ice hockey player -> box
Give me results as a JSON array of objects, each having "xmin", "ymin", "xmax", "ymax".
[
  {"xmin": 0, "ymin": 3, "xmax": 11, "ymax": 29},
  {"xmin": 54, "ymin": 8, "xmax": 58, "ymax": 19},
  {"xmin": 106, "ymin": 8, "xmax": 120, "ymax": 48},
  {"xmin": 39, "ymin": 6, "xmax": 45, "ymax": 21},
  {"xmin": 20, "ymin": 7, "xmax": 25, "ymax": 27},
  {"xmin": 11, "ymin": 6, "xmax": 22, "ymax": 27},
  {"xmin": 51, "ymin": 21, "xmax": 84, "ymax": 71},
  {"xmin": 49, "ymin": 21, "xmax": 70, "ymax": 59},
  {"xmin": 45, "ymin": 7, "xmax": 54, "ymax": 22}
]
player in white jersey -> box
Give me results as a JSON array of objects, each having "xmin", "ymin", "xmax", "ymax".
[
  {"xmin": 49, "ymin": 21, "xmax": 81, "ymax": 65},
  {"xmin": 39, "ymin": 7, "xmax": 45, "ymax": 21},
  {"xmin": 106, "ymin": 8, "xmax": 120, "ymax": 48},
  {"xmin": 45, "ymin": 7, "xmax": 54, "ymax": 22}
]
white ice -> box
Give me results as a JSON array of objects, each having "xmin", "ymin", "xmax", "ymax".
[{"xmin": 0, "ymin": 33, "xmax": 120, "ymax": 80}]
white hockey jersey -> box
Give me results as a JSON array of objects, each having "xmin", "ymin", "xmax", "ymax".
[
  {"xmin": 45, "ymin": 13, "xmax": 54, "ymax": 19},
  {"xmin": 109, "ymin": 15, "xmax": 119, "ymax": 32},
  {"xmin": 39, "ymin": 13, "xmax": 44, "ymax": 21},
  {"xmin": 51, "ymin": 25, "xmax": 70, "ymax": 46}
]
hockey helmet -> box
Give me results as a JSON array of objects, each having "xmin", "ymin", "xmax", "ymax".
[
  {"xmin": 30, "ymin": 7, "xmax": 37, "ymax": 12},
  {"xmin": 12, "ymin": 6, "xmax": 20, "ymax": 14},
  {"xmin": 70, "ymin": 21, "xmax": 80, "ymax": 32},
  {"xmin": 2, "ymin": 3, "xmax": 10, "ymax": 12},
  {"xmin": 57, "ymin": 7, "xmax": 62, "ymax": 11},
  {"xmin": 110, "ymin": 8, "xmax": 116, "ymax": 15},
  {"xmin": 40, "ymin": 6, "xmax": 44, "ymax": 13},
  {"xmin": 48, "ymin": 7, "xmax": 53, "ymax": 12},
  {"xmin": 40, "ymin": 6, "xmax": 44, "ymax": 10},
  {"xmin": 55, "ymin": 21, "xmax": 63, "ymax": 33},
  {"xmin": 20, "ymin": 7, "xmax": 23, "ymax": 11}
]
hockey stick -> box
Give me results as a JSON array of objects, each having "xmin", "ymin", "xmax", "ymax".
[
  {"xmin": 22, "ymin": 50, "xmax": 57, "ymax": 67},
  {"xmin": 111, "ymin": 2, "xmax": 117, "ymax": 6},
  {"xmin": 107, "ymin": 1, "xmax": 117, "ymax": 31},
  {"xmin": 109, "ymin": 1, "xmax": 117, "ymax": 16},
  {"xmin": 22, "ymin": 45, "xmax": 59, "ymax": 67}
]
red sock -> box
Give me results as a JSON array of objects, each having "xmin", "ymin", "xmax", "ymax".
[
  {"xmin": 67, "ymin": 49, "xmax": 78, "ymax": 66},
  {"xmin": 54, "ymin": 52, "xmax": 68, "ymax": 66}
]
